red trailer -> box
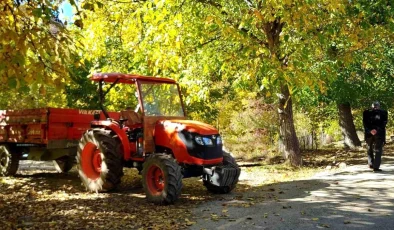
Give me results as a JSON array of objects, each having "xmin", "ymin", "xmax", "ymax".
[{"xmin": 0, "ymin": 108, "xmax": 120, "ymax": 176}]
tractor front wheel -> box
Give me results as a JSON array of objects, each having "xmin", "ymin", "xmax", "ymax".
[
  {"xmin": 142, "ymin": 154, "xmax": 182, "ymax": 204},
  {"xmin": 77, "ymin": 129, "xmax": 123, "ymax": 192},
  {"xmin": 0, "ymin": 145, "xmax": 20, "ymax": 176}
]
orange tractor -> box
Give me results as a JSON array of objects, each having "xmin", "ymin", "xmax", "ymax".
[{"xmin": 77, "ymin": 73, "xmax": 240, "ymax": 204}]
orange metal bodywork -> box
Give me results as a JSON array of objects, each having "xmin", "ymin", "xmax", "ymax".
[
  {"xmin": 91, "ymin": 73, "xmax": 176, "ymax": 84},
  {"xmin": 90, "ymin": 120, "xmax": 146, "ymax": 162},
  {"xmin": 90, "ymin": 120, "xmax": 132, "ymax": 161},
  {"xmin": 154, "ymin": 119, "xmax": 223, "ymax": 165}
]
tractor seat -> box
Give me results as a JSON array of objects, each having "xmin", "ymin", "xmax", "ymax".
[{"xmin": 120, "ymin": 110, "xmax": 142, "ymax": 126}]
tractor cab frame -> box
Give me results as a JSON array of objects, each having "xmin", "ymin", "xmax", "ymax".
[
  {"xmin": 93, "ymin": 73, "xmax": 186, "ymax": 159},
  {"xmin": 76, "ymin": 73, "xmax": 240, "ymax": 204}
]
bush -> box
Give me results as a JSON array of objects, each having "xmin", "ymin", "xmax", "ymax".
[
  {"xmin": 217, "ymin": 97, "xmax": 278, "ymax": 160},
  {"xmin": 324, "ymin": 120, "xmax": 342, "ymax": 142}
]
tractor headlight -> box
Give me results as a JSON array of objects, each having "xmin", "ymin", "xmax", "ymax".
[
  {"xmin": 195, "ymin": 135, "xmax": 214, "ymax": 146},
  {"xmin": 202, "ymin": 137, "xmax": 214, "ymax": 146},
  {"xmin": 216, "ymin": 136, "xmax": 222, "ymax": 145},
  {"xmin": 195, "ymin": 136, "xmax": 204, "ymax": 145}
]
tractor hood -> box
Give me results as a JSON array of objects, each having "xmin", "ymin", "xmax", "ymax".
[
  {"xmin": 154, "ymin": 119, "xmax": 223, "ymax": 164},
  {"xmin": 159, "ymin": 119, "xmax": 219, "ymax": 135}
]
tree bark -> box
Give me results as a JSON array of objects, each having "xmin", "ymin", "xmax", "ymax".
[
  {"xmin": 337, "ymin": 102, "xmax": 361, "ymax": 148},
  {"xmin": 260, "ymin": 19, "xmax": 301, "ymax": 166},
  {"xmin": 278, "ymin": 84, "xmax": 302, "ymax": 166}
]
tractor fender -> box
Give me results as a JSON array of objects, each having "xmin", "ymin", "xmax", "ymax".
[{"xmin": 90, "ymin": 120, "xmax": 130, "ymax": 160}]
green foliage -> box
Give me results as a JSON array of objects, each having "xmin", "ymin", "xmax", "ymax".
[
  {"xmin": 218, "ymin": 96, "xmax": 278, "ymax": 160},
  {"xmin": 65, "ymin": 58, "xmax": 100, "ymax": 109},
  {"xmin": 324, "ymin": 120, "xmax": 343, "ymax": 142},
  {"xmin": 76, "ymin": 0, "xmax": 183, "ymax": 78},
  {"xmin": 385, "ymin": 111, "xmax": 394, "ymax": 137},
  {"xmin": 0, "ymin": 0, "xmax": 77, "ymax": 91},
  {"xmin": 105, "ymin": 85, "xmax": 139, "ymax": 112},
  {"xmin": 70, "ymin": 0, "xmax": 393, "ymax": 155},
  {"xmin": 0, "ymin": 81, "xmax": 68, "ymax": 109},
  {"xmin": 325, "ymin": 43, "xmax": 394, "ymax": 109},
  {"xmin": 2, "ymin": 0, "xmax": 393, "ymax": 158},
  {"xmin": 294, "ymin": 112, "xmax": 313, "ymax": 138},
  {"xmin": 307, "ymin": 1, "xmax": 394, "ymax": 108}
]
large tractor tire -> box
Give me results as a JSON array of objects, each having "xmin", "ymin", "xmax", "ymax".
[
  {"xmin": 142, "ymin": 154, "xmax": 183, "ymax": 204},
  {"xmin": 0, "ymin": 145, "xmax": 20, "ymax": 176},
  {"xmin": 76, "ymin": 129, "xmax": 123, "ymax": 192},
  {"xmin": 53, "ymin": 156, "xmax": 75, "ymax": 173},
  {"xmin": 203, "ymin": 151, "xmax": 240, "ymax": 194}
]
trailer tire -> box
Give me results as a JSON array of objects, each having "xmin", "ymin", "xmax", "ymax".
[
  {"xmin": 142, "ymin": 154, "xmax": 182, "ymax": 204},
  {"xmin": 53, "ymin": 156, "xmax": 75, "ymax": 173},
  {"xmin": 77, "ymin": 129, "xmax": 123, "ymax": 192},
  {"xmin": 203, "ymin": 151, "xmax": 240, "ymax": 194},
  {"xmin": 0, "ymin": 145, "xmax": 20, "ymax": 177}
]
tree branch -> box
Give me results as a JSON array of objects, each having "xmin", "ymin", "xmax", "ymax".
[
  {"xmin": 185, "ymin": 35, "xmax": 222, "ymax": 53},
  {"xmin": 174, "ymin": 0, "xmax": 186, "ymax": 15},
  {"xmin": 106, "ymin": 0, "xmax": 148, "ymax": 3},
  {"xmin": 196, "ymin": 0, "xmax": 223, "ymax": 10},
  {"xmin": 27, "ymin": 36, "xmax": 63, "ymax": 75},
  {"xmin": 196, "ymin": 0, "xmax": 268, "ymax": 49},
  {"xmin": 5, "ymin": 3, "xmax": 20, "ymax": 34}
]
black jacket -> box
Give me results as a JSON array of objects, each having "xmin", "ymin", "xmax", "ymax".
[{"xmin": 363, "ymin": 108, "xmax": 388, "ymax": 140}]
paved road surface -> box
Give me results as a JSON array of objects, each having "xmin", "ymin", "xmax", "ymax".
[{"xmin": 190, "ymin": 156, "xmax": 394, "ymax": 230}]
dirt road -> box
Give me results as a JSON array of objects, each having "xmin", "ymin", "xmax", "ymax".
[{"xmin": 190, "ymin": 156, "xmax": 394, "ymax": 230}]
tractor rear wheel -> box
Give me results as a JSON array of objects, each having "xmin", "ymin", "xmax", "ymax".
[
  {"xmin": 142, "ymin": 154, "xmax": 182, "ymax": 204},
  {"xmin": 53, "ymin": 156, "xmax": 75, "ymax": 173},
  {"xmin": 77, "ymin": 129, "xmax": 123, "ymax": 192},
  {"xmin": 0, "ymin": 145, "xmax": 20, "ymax": 176},
  {"xmin": 203, "ymin": 151, "xmax": 240, "ymax": 194}
]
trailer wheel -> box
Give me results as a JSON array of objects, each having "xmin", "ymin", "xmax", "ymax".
[
  {"xmin": 0, "ymin": 145, "xmax": 20, "ymax": 176},
  {"xmin": 203, "ymin": 151, "xmax": 240, "ymax": 194},
  {"xmin": 53, "ymin": 156, "xmax": 75, "ymax": 173},
  {"xmin": 77, "ymin": 129, "xmax": 123, "ymax": 192},
  {"xmin": 142, "ymin": 154, "xmax": 182, "ymax": 204}
]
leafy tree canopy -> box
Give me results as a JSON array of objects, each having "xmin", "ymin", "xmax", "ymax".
[{"xmin": 0, "ymin": 0, "xmax": 78, "ymax": 108}]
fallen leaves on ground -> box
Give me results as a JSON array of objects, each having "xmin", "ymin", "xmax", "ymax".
[
  {"xmin": 2, "ymin": 144, "xmax": 394, "ymax": 229},
  {"xmin": 0, "ymin": 167, "xmax": 214, "ymax": 230}
]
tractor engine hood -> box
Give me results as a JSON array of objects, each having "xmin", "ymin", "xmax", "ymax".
[
  {"xmin": 154, "ymin": 119, "xmax": 223, "ymax": 164},
  {"xmin": 162, "ymin": 119, "xmax": 219, "ymax": 135}
]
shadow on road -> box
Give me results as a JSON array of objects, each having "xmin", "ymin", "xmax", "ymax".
[{"xmin": 189, "ymin": 155, "xmax": 394, "ymax": 230}]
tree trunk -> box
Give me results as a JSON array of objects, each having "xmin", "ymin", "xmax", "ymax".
[
  {"xmin": 337, "ymin": 102, "xmax": 361, "ymax": 148},
  {"xmin": 278, "ymin": 84, "xmax": 302, "ymax": 166},
  {"xmin": 261, "ymin": 19, "xmax": 301, "ymax": 166}
]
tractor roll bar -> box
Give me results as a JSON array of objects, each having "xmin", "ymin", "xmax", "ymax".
[{"xmin": 99, "ymin": 79, "xmax": 119, "ymax": 119}]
